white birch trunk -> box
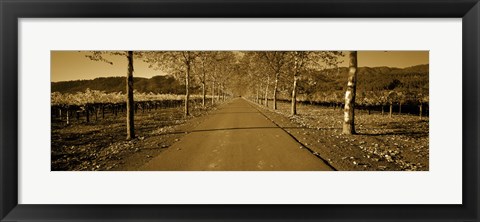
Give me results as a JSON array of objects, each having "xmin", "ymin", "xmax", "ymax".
[
  {"xmin": 273, "ymin": 72, "xmax": 279, "ymax": 110},
  {"xmin": 291, "ymin": 54, "xmax": 298, "ymax": 116},
  {"xmin": 264, "ymin": 76, "xmax": 270, "ymax": 107},
  {"xmin": 342, "ymin": 51, "xmax": 358, "ymax": 135},
  {"xmin": 185, "ymin": 61, "xmax": 190, "ymax": 117}
]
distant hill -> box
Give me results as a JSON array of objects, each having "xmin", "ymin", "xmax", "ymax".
[
  {"xmin": 297, "ymin": 64, "xmax": 429, "ymax": 95},
  {"xmin": 51, "ymin": 75, "xmax": 187, "ymax": 94},
  {"xmin": 53, "ymin": 64, "xmax": 429, "ymax": 99}
]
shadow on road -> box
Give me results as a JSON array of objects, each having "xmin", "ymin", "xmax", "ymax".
[
  {"xmin": 157, "ymin": 126, "xmax": 309, "ymax": 135},
  {"xmin": 206, "ymin": 111, "xmax": 261, "ymax": 115}
]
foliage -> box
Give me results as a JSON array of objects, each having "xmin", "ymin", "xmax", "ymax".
[{"xmin": 51, "ymin": 89, "xmax": 185, "ymax": 106}]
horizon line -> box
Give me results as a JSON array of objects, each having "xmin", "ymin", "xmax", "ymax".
[{"xmin": 51, "ymin": 63, "xmax": 429, "ymax": 83}]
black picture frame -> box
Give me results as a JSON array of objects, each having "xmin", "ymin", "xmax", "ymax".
[{"xmin": 1, "ymin": 0, "xmax": 479, "ymax": 221}]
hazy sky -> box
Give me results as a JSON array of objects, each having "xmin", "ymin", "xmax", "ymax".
[
  {"xmin": 51, "ymin": 51, "xmax": 165, "ymax": 82},
  {"xmin": 51, "ymin": 51, "xmax": 428, "ymax": 82},
  {"xmin": 351, "ymin": 51, "xmax": 428, "ymax": 68}
]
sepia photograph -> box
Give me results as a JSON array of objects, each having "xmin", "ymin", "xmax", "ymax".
[
  {"xmin": 51, "ymin": 51, "xmax": 429, "ymax": 171},
  {"xmin": 2, "ymin": 0, "xmax": 475, "ymax": 219}
]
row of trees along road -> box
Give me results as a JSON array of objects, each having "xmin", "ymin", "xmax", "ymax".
[
  {"xmin": 238, "ymin": 51, "xmax": 357, "ymax": 130},
  {"xmin": 85, "ymin": 51, "xmax": 238, "ymax": 140},
  {"xmin": 238, "ymin": 51, "xmax": 428, "ymax": 135},
  {"xmin": 83, "ymin": 51, "xmax": 427, "ymax": 140}
]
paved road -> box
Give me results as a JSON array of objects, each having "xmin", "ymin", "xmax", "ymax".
[{"xmin": 139, "ymin": 98, "xmax": 333, "ymax": 171}]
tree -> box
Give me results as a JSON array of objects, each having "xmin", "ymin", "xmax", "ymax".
[
  {"xmin": 126, "ymin": 51, "xmax": 135, "ymax": 139},
  {"xmin": 417, "ymin": 93, "xmax": 429, "ymax": 119},
  {"xmin": 85, "ymin": 51, "xmax": 136, "ymax": 140},
  {"xmin": 210, "ymin": 63, "xmax": 218, "ymax": 105},
  {"xmin": 387, "ymin": 91, "xmax": 397, "ymax": 118},
  {"xmin": 342, "ymin": 51, "xmax": 358, "ymax": 135},
  {"xmin": 289, "ymin": 51, "xmax": 342, "ymax": 115},
  {"xmin": 260, "ymin": 52, "xmax": 289, "ymax": 110},
  {"xmin": 145, "ymin": 51, "xmax": 199, "ymax": 117},
  {"xmin": 215, "ymin": 52, "xmax": 236, "ymax": 101},
  {"xmin": 194, "ymin": 51, "xmax": 229, "ymax": 107},
  {"xmin": 196, "ymin": 52, "xmax": 210, "ymax": 107},
  {"xmin": 238, "ymin": 52, "xmax": 268, "ymax": 103},
  {"xmin": 397, "ymin": 92, "xmax": 406, "ymax": 114},
  {"xmin": 181, "ymin": 52, "xmax": 196, "ymax": 117},
  {"xmin": 362, "ymin": 92, "xmax": 376, "ymax": 115},
  {"xmin": 290, "ymin": 52, "xmax": 305, "ymax": 115}
]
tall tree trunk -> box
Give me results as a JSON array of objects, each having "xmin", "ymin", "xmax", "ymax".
[
  {"xmin": 273, "ymin": 71, "xmax": 279, "ymax": 110},
  {"xmin": 202, "ymin": 82, "xmax": 206, "ymax": 107},
  {"xmin": 258, "ymin": 82, "xmax": 263, "ymax": 104},
  {"xmin": 212, "ymin": 80, "xmax": 215, "ymax": 105},
  {"xmin": 291, "ymin": 56, "xmax": 298, "ymax": 116},
  {"xmin": 389, "ymin": 103, "xmax": 393, "ymax": 118},
  {"xmin": 222, "ymin": 84, "xmax": 225, "ymax": 101},
  {"xmin": 185, "ymin": 61, "xmax": 190, "ymax": 117},
  {"xmin": 220, "ymin": 84, "xmax": 223, "ymax": 101},
  {"xmin": 264, "ymin": 76, "xmax": 270, "ymax": 107},
  {"xmin": 66, "ymin": 108, "xmax": 70, "ymax": 125},
  {"xmin": 342, "ymin": 51, "xmax": 358, "ymax": 135},
  {"xmin": 256, "ymin": 84, "xmax": 259, "ymax": 104},
  {"xmin": 202, "ymin": 66, "xmax": 206, "ymax": 107},
  {"xmin": 126, "ymin": 51, "xmax": 135, "ymax": 140},
  {"xmin": 217, "ymin": 83, "xmax": 220, "ymax": 102},
  {"xmin": 399, "ymin": 102, "xmax": 402, "ymax": 114}
]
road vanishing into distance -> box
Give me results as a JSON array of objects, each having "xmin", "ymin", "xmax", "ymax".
[{"xmin": 140, "ymin": 98, "xmax": 333, "ymax": 171}]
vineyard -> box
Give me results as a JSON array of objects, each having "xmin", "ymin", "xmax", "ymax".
[
  {"xmin": 51, "ymin": 89, "xmax": 217, "ymax": 125},
  {"xmin": 269, "ymin": 89, "xmax": 429, "ymax": 117},
  {"xmin": 51, "ymin": 89, "xmax": 226, "ymax": 171}
]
